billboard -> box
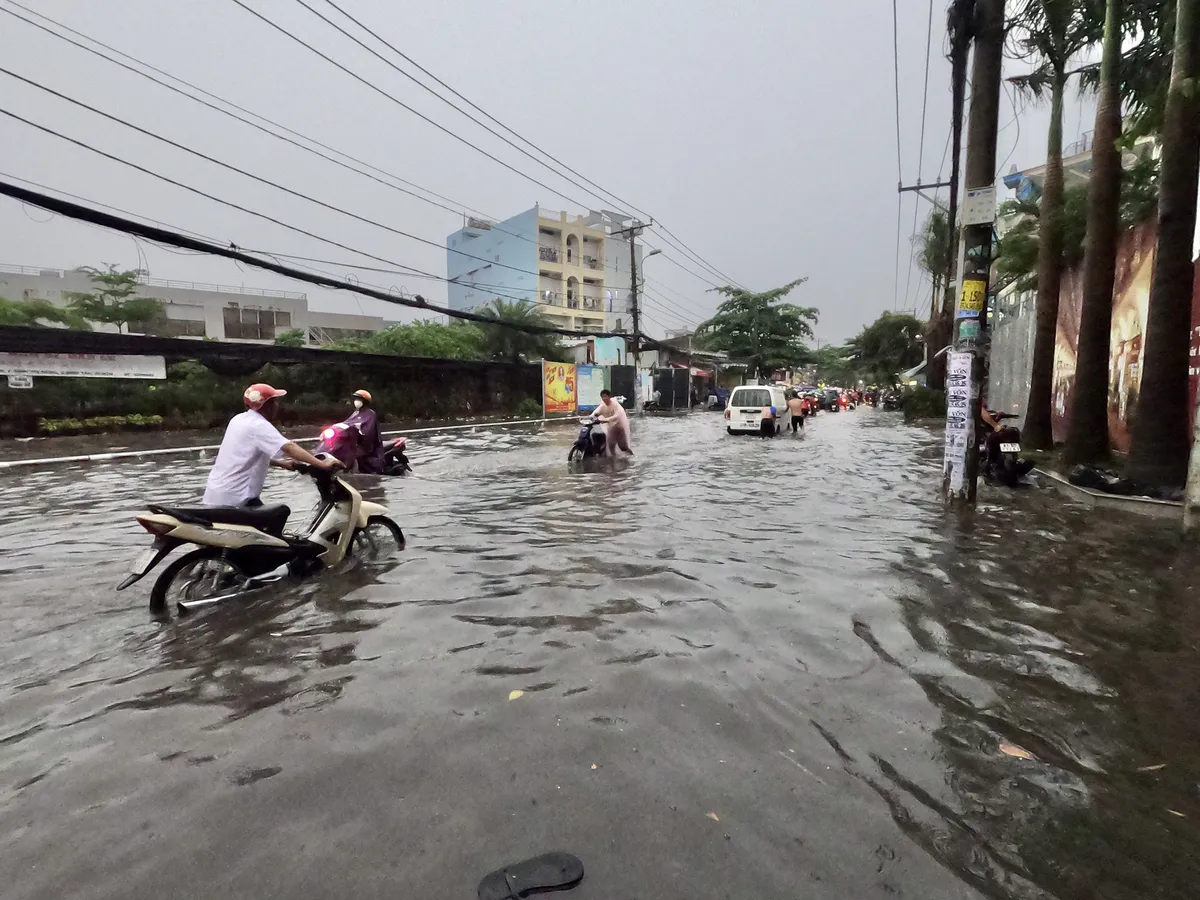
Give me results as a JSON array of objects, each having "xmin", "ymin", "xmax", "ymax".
[
  {"xmin": 542, "ymin": 361, "xmax": 577, "ymax": 414},
  {"xmin": 577, "ymin": 365, "xmax": 604, "ymax": 411}
]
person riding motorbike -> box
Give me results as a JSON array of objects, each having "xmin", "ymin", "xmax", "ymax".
[
  {"xmin": 344, "ymin": 389, "xmax": 385, "ymax": 474},
  {"xmin": 203, "ymin": 383, "xmax": 338, "ymax": 507}
]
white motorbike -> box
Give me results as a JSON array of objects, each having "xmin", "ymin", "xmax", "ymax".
[{"xmin": 117, "ymin": 457, "xmax": 404, "ymax": 615}]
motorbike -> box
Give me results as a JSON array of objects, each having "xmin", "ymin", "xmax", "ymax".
[
  {"xmin": 980, "ymin": 411, "xmax": 1036, "ymax": 487},
  {"xmin": 882, "ymin": 393, "xmax": 901, "ymax": 411},
  {"xmin": 568, "ymin": 414, "xmax": 607, "ymax": 460},
  {"xmin": 116, "ymin": 457, "xmax": 405, "ymax": 615},
  {"xmin": 315, "ymin": 421, "xmax": 412, "ymax": 475}
]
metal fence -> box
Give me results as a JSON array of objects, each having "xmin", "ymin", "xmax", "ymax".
[{"xmin": 987, "ymin": 290, "xmax": 1036, "ymax": 417}]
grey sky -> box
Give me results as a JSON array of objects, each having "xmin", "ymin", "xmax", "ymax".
[{"xmin": 0, "ymin": 0, "xmax": 1095, "ymax": 344}]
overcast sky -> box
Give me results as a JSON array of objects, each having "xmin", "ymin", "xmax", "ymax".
[{"xmin": 0, "ymin": 0, "xmax": 1096, "ymax": 344}]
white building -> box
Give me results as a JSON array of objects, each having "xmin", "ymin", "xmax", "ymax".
[
  {"xmin": 446, "ymin": 204, "xmax": 645, "ymax": 333},
  {"xmin": 0, "ymin": 264, "xmax": 387, "ymax": 346}
]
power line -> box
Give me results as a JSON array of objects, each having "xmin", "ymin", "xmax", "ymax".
[
  {"xmin": 0, "ymin": 2, "xmax": 490, "ymax": 221},
  {"xmin": 227, "ymin": 0, "xmax": 599, "ymax": 212},
  {"xmin": 891, "ymin": 0, "xmax": 904, "ymax": 185},
  {"xmin": 0, "ymin": 178, "xmax": 638, "ymax": 341},
  {"xmin": 902, "ymin": 0, "xmax": 937, "ymax": 314},
  {"xmin": 1, "ymin": 0, "xmax": 732, "ymax": 328},
  {"xmin": 2, "ymin": 0, "xmax": 747, "ymax": 310},
  {"xmin": 308, "ymin": 0, "xmax": 650, "ymax": 221},
  {"xmin": 307, "ymin": 0, "xmax": 746, "ymax": 290},
  {"xmin": 0, "ymin": 71, "xmax": 586, "ymax": 285}
]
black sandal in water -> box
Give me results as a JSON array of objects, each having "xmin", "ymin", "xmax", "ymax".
[{"xmin": 477, "ymin": 852, "xmax": 585, "ymax": 900}]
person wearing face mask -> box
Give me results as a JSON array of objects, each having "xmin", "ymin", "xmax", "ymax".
[{"xmin": 344, "ymin": 389, "xmax": 385, "ymax": 474}]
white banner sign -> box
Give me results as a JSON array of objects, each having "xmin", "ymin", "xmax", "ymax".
[
  {"xmin": 943, "ymin": 351, "xmax": 973, "ymax": 493},
  {"xmin": 6, "ymin": 374, "xmax": 33, "ymax": 389},
  {"xmin": 0, "ymin": 352, "xmax": 167, "ymax": 380}
]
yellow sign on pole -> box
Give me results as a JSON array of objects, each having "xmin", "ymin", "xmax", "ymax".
[{"xmin": 958, "ymin": 279, "xmax": 986, "ymax": 316}]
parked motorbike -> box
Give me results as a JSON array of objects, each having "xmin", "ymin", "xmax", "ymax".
[
  {"xmin": 568, "ymin": 415, "xmax": 607, "ymax": 460},
  {"xmin": 882, "ymin": 393, "xmax": 902, "ymax": 411},
  {"xmin": 117, "ymin": 457, "xmax": 405, "ymax": 615},
  {"xmin": 315, "ymin": 421, "xmax": 412, "ymax": 475},
  {"xmin": 981, "ymin": 412, "xmax": 1036, "ymax": 487}
]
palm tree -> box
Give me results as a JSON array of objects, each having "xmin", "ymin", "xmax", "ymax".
[
  {"xmin": 1013, "ymin": 0, "xmax": 1091, "ymax": 449},
  {"xmin": 1125, "ymin": 0, "xmax": 1200, "ymax": 488},
  {"xmin": 1064, "ymin": 0, "xmax": 1123, "ymax": 465},
  {"xmin": 916, "ymin": 210, "xmax": 951, "ymax": 323},
  {"xmin": 476, "ymin": 299, "xmax": 564, "ymax": 364}
]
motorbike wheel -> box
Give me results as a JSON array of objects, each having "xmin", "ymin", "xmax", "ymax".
[
  {"xmin": 568, "ymin": 445, "xmax": 583, "ymax": 461},
  {"xmin": 149, "ymin": 548, "xmax": 247, "ymax": 616},
  {"xmin": 997, "ymin": 456, "xmax": 1021, "ymax": 488},
  {"xmin": 350, "ymin": 515, "xmax": 406, "ymax": 561}
]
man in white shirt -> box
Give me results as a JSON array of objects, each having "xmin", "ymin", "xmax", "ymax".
[
  {"xmin": 595, "ymin": 389, "xmax": 633, "ymax": 457},
  {"xmin": 203, "ymin": 383, "xmax": 337, "ymax": 507}
]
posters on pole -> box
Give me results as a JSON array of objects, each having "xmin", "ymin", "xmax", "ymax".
[
  {"xmin": 542, "ymin": 361, "xmax": 577, "ymax": 414},
  {"xmin": 943, "ymin": 351, "xmax": 973, "ymax": 493},
  {"xmin": 577, "ymin": 365, "xmax": 604, "ymax": 411},
  {"xmin": 957, "ymin": 278, "xmax": 986, "ymax": 318},
  {"xmin": 0, "ymin": 352, "xmax": 167, "ymax": 379}
]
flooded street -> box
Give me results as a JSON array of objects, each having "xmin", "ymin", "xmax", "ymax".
[{"xmin": 2, "ymin": 410, "xmax": 1198, "ymax": 899}]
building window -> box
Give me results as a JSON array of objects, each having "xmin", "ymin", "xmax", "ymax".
[
  {"xmin": 164, "ymin": 318, "xmax": 207, "ymax": 337},
  {"xmin": 224, "ymin": 306, "xmax": 291, "ymax": 340}
]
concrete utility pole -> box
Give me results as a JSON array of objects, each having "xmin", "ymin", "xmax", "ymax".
[
  {"xmin": 611, "ymin": 220, "xmax": 650, "ymax": 404},
  {"xmin": 943, "ymin": 0, "xmax": 1005, "ymax": 503}
]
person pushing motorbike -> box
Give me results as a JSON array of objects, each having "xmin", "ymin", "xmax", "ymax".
[
  {"xmin": 203, "ymin": 383, "xmax": 337, "ymax": 507},
  {"xmin": 595, "ymin": 389, "xmax": 633, "ymax": 456}
]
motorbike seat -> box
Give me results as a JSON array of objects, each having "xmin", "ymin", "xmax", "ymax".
[{"xmin": 148, "ymin": 503, "xmax": 291, "ymax": 536}]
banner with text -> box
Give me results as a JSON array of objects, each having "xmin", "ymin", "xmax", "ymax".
[
  {"xmin": 542, "ymin": 361, "xmax": 578, "ymax": 415},
  {"xmin": 0, "ymin": 352, "xmax": 166, "ymax": 379},
  {"xmin": 577, "ymin": 365, "xmax": 604, "ymax": 412}
]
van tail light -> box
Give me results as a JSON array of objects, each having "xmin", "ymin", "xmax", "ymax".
[{"xmin": 724, "ymin": 408, "xmax": 731, "ymax": 419}]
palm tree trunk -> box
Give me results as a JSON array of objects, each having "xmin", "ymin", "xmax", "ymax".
[
  {"xmin": 1022, "ymin": 71, "xmax": 1067, "ymax": 449},
  {"xmin": 1064, "ymin": 0, "xmax": 1123, "ymax": 465},
  {"xmin": 1126, "ymin": 0, "xmax": 1200, "ymax": 488}
]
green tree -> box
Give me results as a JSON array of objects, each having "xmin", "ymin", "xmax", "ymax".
[
  {"xmin": 993, "ymin": 158, "xmax": 1158, "ymax": 296},
  {"xmin": 695, "ymin": 279, "xmax": 817, "ymax": 377},
  {"xmin": 62, "ymin": 265, "xmax": 165, "ymax": 334},
  {"xmin": 273, "ymin": 328, "xmax": 307, "ymax": 348},
  {"xmin": 474, "ymin": 299, "xmax": 563, "ymax": 363},
  {"xmin": 845, "ymin": 312, "xmax": 925, "ymax": 386},
  {"xmin": 0, "ymin": 296, "xmax": 92, "ymax": 330},
  {"xmin": 1126, "ymin": 0, "xmax": 1200, "ymax": 489},
  {"xmin": 1011, "ymin": 0, "xmax": 1093, "ymax": 448},
  {"xmin": 915, "ymin": 210, "xmax": 951, "ymax": 322},
  {"xmin": 1065, "ymin": 0, "xmax": 1125, "ymax": 466},
  {"xmin": 340, "ymin": 320, "xmax": 485, "ymax": 359}
]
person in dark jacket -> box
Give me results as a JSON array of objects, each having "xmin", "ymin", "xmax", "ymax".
[{"xmin": 345, "ymin": 389, "xmax": 385, "ymax": 473}]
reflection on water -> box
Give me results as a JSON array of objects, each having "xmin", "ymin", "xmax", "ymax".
[{"xmin": 0, "ymin": 413, "xmax": 1197, "ymax": 899}]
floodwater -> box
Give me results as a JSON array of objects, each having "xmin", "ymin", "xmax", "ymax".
[{"xmin": 1, "ymin": 411, "xmax": 1198, "ymax": 899}]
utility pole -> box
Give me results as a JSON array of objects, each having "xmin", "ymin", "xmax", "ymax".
[
  {"xmin": 611, "ymin": 220, "xmax": 650, "ymax": 407},
  {"xmin": 944, "ymin": 0, "xmax": 1005, "ymax": 503}
]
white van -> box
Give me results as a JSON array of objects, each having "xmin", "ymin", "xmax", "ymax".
[{"xmin": 725, "ymin": 384, "xmax": 792, "ymax": 435}]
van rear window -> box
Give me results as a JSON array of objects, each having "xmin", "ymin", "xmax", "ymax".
[{"xmin": 730, "ymin": 389, "xmax": 771, "ymax": 408}]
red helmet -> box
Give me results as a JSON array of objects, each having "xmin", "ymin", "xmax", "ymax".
[{"xmin": 244, "ymin": 383, "xmax": 287, "ymax": 410}]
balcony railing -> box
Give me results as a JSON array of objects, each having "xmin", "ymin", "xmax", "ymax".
[
  {"xmin": 538, "ymin": 246, "xmax": 560, "ymax": 263},
  {"xmin": 582, "ymin": 295, "xmax": 603, "ymax": 311},
  {"xmin": 582, "ymin": 255, "xmax": 601, "ymax": 270},
  {"xmin": 540, "ymin": 291, "xmax": 563, "ymax": 306}
]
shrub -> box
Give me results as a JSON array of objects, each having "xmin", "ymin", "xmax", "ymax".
[
  {"xmin": 902, "ymin": 386, "xmax": 947, "ymax": 422},
  {"xmin": 515, "ymin": 398, "xmax": 544, "ymax": 419}
]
